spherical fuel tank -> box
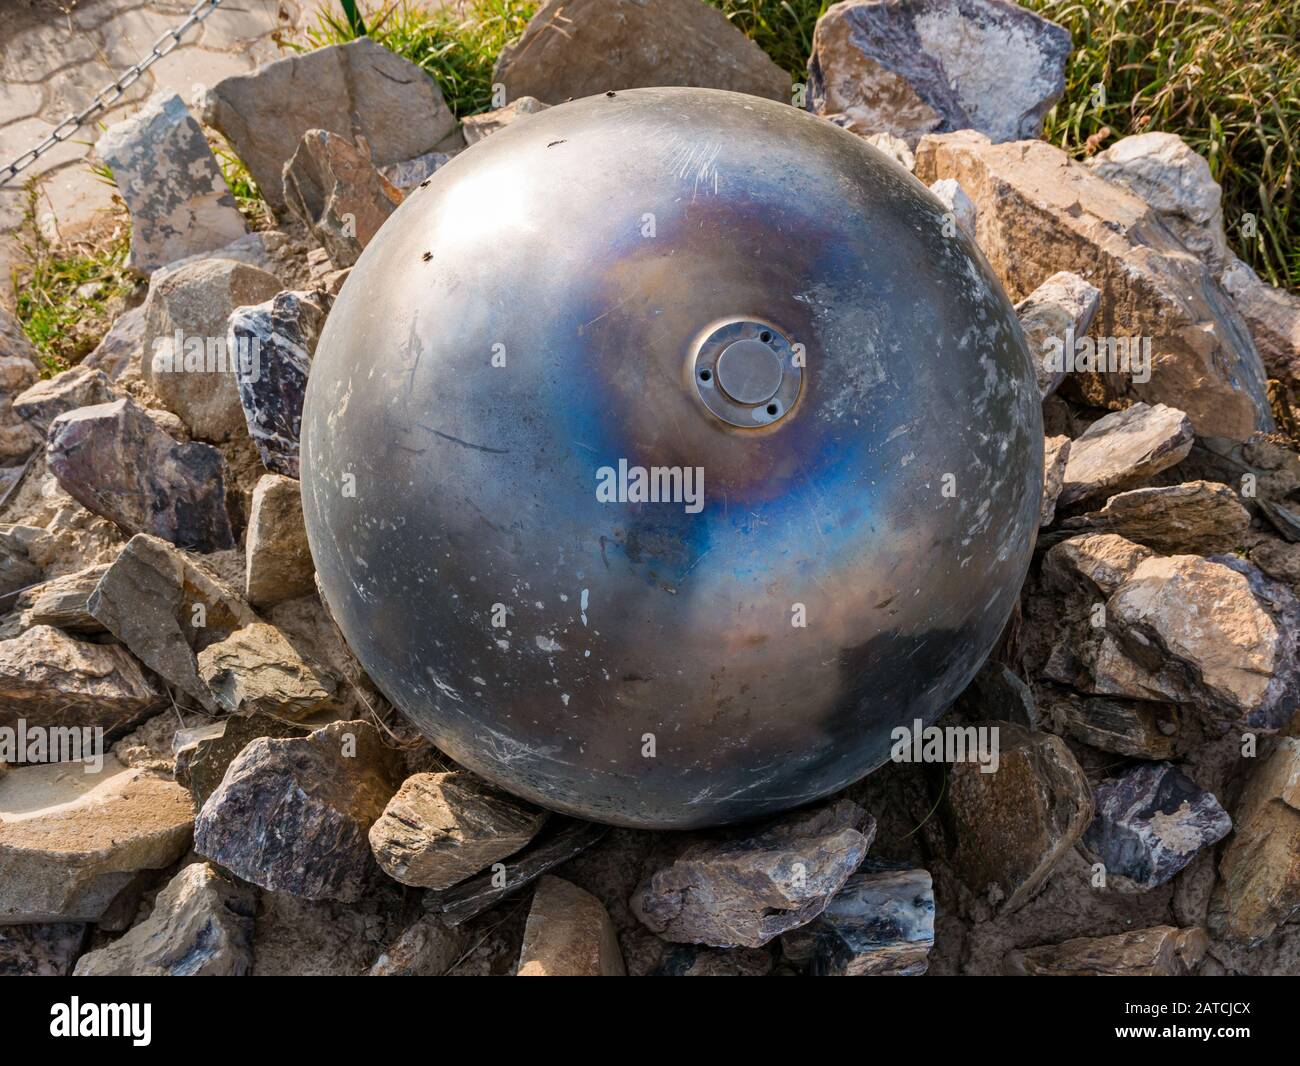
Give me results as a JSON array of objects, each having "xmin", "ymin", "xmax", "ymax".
[{"xmin": 301, "ymin": 87, "xmax": 1043, "ymax": 829}]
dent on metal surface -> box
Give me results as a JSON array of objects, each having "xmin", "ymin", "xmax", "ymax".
[{"xmin": 301, "ymin": 87, "xmax": 1043, "ymax": 829}]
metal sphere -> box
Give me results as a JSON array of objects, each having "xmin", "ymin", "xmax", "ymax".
[{"xmin": 301, "ymin": 87, "xmax": 1043, "ymax": 829}]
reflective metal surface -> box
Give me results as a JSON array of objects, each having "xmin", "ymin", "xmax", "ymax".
[{"xmin": 301, "ymin": 87, "xmax": 1043, "ymax": 829}]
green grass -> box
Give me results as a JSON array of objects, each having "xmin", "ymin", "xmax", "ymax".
[
  {"xmin": 10, "ymin": 182, "xmax": 134, "ymax": 374},
  {"xmin": 211, "ymin": 135, "xmax": 273, "ymax": 229},
  {"xmin": 704, "ymin": 0, "xmax": 828, "ymax": 81},
  {"xmin": 1022, "ymin": 0, "xmax": 1300, "ymax": 291}
]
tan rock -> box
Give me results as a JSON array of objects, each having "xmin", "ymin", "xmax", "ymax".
[
  {"xmin": 1006, "ymin": 926, "xmax": 1208, "ymax": 976},
  {"xmin": 0, "ymin": 563, "xmax": 108, "ymax": 637},
  {"xmin": 1058, "ymin": 403, "xmax": 1194, "ymax": 508},
  {"xmin": 493, "ymin": 0, "xmax": 789, "ymax": 105},
  {"xmin": 196, "ymin": 621, "xmax": 338, "ymax": 719},
  {"xmin": 517, "ymin": 875, "xmax": 625, "ymax": 976},
  {"xmin": 914, "ymin": 131, "xmax": 1272, "ymax": 440},
  {"xmin": 369, "ymin": 770, "xmax": 548, "ymax": 889},
  {"xmin": 1014, "ymin": 271, "xmax": 1101, "ymax": 398},
  {"xmin": 369, "ymin": 914, "xmax": 467, "ymax": 977},
  {"xmin": 1040, "ymin": 434, "xmax": 1070, "ymax": 526},
  {"xmin": 245, "ymin": 474, "xmax": 314, "ymax": 607},
  {"xmin": 1060, "ymin": 480, "xmax": 1251, "ymax": 554},
  {"xmin": 0, "ymin": 757, "xmax": 194, "ymax": 922}
]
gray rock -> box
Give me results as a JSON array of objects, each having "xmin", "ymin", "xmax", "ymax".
[
  {"xmin": 196, "ymin": 621, "xmax": 338, "ymax": 718},
  {"xmin": 0, "ymin": 623, "xmax": 162, "ymax": 734},
  {"xmin": 808, "ymin": 0, "xmax": 1071, "ymax": 144},
  {"xmin": 13, "ymin": 365, "xmax": 117, "ymax": 433},
  {"xmin": 785, "ymin": 861, "xmax": 934, "ymax": 976},
  {"xmin": 1040, "ymin": 434, "xmax": 1071, "ymax": 526},
  {"xmin": 245, "ymin": 473, "xmax": 314, "ymax": 606},
  {"xmin": 927, "ymin": 177, "xmax": 976, "ymax": 240},
  {"xmin": 227, "ymin": 290, "xmax": 330, "ymax": 477},
  {"xmin": 945, "ymin": 723, "xmax": 1092, "ymax": 912},
  {"xmin": 0, "ymin": 349, "xmax": 41, "ymax": 464},
  {"xmin": 517, "ymin": 874, "xmax": 625, "ymax": 976},
  {"xmin": 462, "ymin": 97, "xmax": 549, "ymax": 146},
  {"xmin": 379, "ymin": 151, "xmax": 452, "ymax": 192},
  {"xmin": 73, "ymin": 863, "xmax": 255, "ymax": 976},
  {"xmin": 87, "ymin": 534, "xmax": 256, "ymax": 711},
  {"xmin": 1059, "ymin": 480, "xmax": 1251, "ymax": 554},
  {"xmin": 282, "ymin": 130, "xmax": 402, "ymax": 268},
  {"xmin": 0, "ymin": 923, "xmax": 87, "ymax": 976},
  {"xmin": 955, "ymin": 660, "xmax": 1037, "ymax": 730},
  {"xmin": 194, "ymin": 720, "xmax": 402, "ymax": 902},
  {"xmin": 47, "ymin": 397, "xmax": 234, "ymax": 552},
  {"xmin": 493, "ymin": 0, "xmax": 789, "ymax": 105},
  {"xmin": 141, "ymin": 257, "xmax": 283, "ymax": 441},
  {"xmin": 1015, "ymin": 271, "xmax": 1102, "ymax": 399},
  {"xmin": 0, "ymin": 563, "xmax": 108, "ymax": 638},
  {"xmin": 199, "ymin": 38, "xmax": 454, "ymax": 214},
  {"xmin": 631, "ymin": 799, "xmax": 875, "ymax": 948},
  {"xmin": 1037, "ymin": 686, "xmax": 1182, "ymax": 761},
  {"xmin": 1083, "ymin": 762, "xmax": 1231, "ymax": 888},
  {"xmin": 1058, "ymin": 403, "xmax": 1194, "ymax": 508},
  {"xmin": 175, "ymin": 712, "xmax": 310, "ymax": 812},
  {"xmin": 95, "ymin": 92, "xmax": 248, "ymax": 274},
  {"xmin": 369, "ymin": 770, "xmax": 549, "ymax": 890},
  {"xmin": 1219, "ymin": 257, "xmax": 1300, "ymax": 389},
  {"xmin": 82, "ymin": 305, "xmax": 144, "ymax": 381}
]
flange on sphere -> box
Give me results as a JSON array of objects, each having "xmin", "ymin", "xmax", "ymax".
[{"xmin": 301, "ymin": 87, "xmax": 1043, "ymax": 829}]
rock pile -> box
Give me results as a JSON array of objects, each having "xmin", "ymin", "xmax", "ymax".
[{"xmin": 1, "ymin": 0, "xmax": 1298, "ymax": 977}]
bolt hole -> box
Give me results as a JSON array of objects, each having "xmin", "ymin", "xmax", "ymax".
[
  {"xmin": 760, "ymin": 330, "xmax": 773, "ymax": 343},
  {"xmin": 766, "ymin": 403, "xmax": 778, "ymax": 416},
  {"xmin": 699, "ymin": 369, "xmax": 712, "ymax": 382}
]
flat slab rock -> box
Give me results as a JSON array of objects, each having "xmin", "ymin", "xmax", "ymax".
[
  {"xmin": 95, "ymin": 92, "xmax": 248, "ymax": 275},
  {"xmin": 493, "ymin": 0, "xmax": 789, "ymax": 105},
  {"xmin": 13, "ymin": 364, "xmax": 117, "ymax": 432},
  {"xmin": 1060, "ymin": 480, "xmax": 1251, "ymax": 554},
  {"xmin": 199, "ymin": 38, "xmax": 455, "ymax": 215},
  {"xmin": 369, "ymin": 769, "xmax": 548, "ymax": 890},
  {"xmin": 1083, "ymin": 762, "xmax": 1231, "ymax": 889},
  {"xmin": 517, "ymin": 874, "xmax": 625, "ymax": 976},
  {"xmin": 631, "ymin": 799, "xmax": 875, "ymax": 948},
  {"xmin": 74, "ymin": 862, "xmax": 255, "ymax": 976},
  {"xmin": 1040, "ymin": 434, "xmax": 1071, "ymax": 527},
  {"xmin": 196, "ymin": 620, "xmax": 339, "ymax": 719},
  {"xmin": 1058, "ymin": 403, "xmax": 1194, "ymax": 508},
  {"xmin": 0, "ymin": 756, "xmax": 194, "ymax": 923},
  {"xmin": 807, "ymin": 0, "xmax": 1071, "ymax": 144},
  {"xmin": 1006, "ymin": 925, "xmax": 1209, "ymax": 976},
  {"xmin": 945, "ymin": 723, "xmax": 1093, "ymax": 912},
  {"xmin": 47, "ymin": 397, "xmax": 235, "ymax": 552},
  {"xmin": 194, "ymin": 720, "xmax": 402, "ymax": 902},
  {"xmin": 0, "ymin": 622, "xmax": 162, "ymax": 733},
  {"xmin": 1036, "ymin": 686, "xmax": 1182, "ymax": 761}
]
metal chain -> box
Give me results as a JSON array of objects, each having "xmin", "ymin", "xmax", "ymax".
[{"xmin": 0, "ymin": 0, "xmax": 226, "ymax": 185}]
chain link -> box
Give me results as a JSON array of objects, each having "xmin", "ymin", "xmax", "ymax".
[{"xmin": 0, "ymin": 0, "xmax": 226, "ymax": 186}]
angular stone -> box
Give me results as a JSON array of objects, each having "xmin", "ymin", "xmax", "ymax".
[
  {"xmin": 462, "ymin": 97, "xmax": 549, "ymax": 147},
  {"xmin": 194, "ymin": 720, "xmax": 402, "ymax": 902},
  {"xmin": 1037, "ymin": 686, "xmax": 1181, "ymax": 760},
  {"xmin": 1087, "ymin": 132, "xmax": 1230, "ymax": 270},
  {"xmin": 632, "ymin": 799, "xmax": 874, "ymax": 948},
  {"xmin": 1040, "ymin": 434, "xmax": 1070, "ymax": 526},
  {"xmin": 807, "ymin": 0, "xmax": 1070, "ymax": 144},
  {"xmin": 5, "ymin": 563, "xmax": 108, "ymax": 635},
  {"xmin": 0, "ymin": 524, "xmax": 45, "ymax": 598},
  {"xmin": 47, "ymin": 397, "xmax": 234, "ymax": 552},
  {"xmin": 945, "ymin": 723, "xmax": 1092, "ymax": 911},
  {"xmin": 956, "ymin": 660, "xmax": 1038, "ymax": 730},
  {"xmin": 1060, "ymin": 480, "xmax": 1251, "ymax": 554},
  {"xmin": 786, "ymin": 861, "xmax": 934, "ymax": 976},
  {"xmin": 227, "ymin": 290, "xmax": 330, "ymax": 478},
  {"xmin": 13, "ymin": 365, "xmax": 117, "ymax": 432},
  {"xmin": 369, "ymin": 914, "xmax": 466, "ymax": 977},
  {"xmin": 174, "ymin": 712, "xmax": 309, "ymax": 811},
  {"xmin": 82, "ymin": 305, "xmax": 144, "ymax": 381},
  {"xmin": 369, "ymin": 770, "xmax": 548, "ymax": 890},
  {"xmin": 863, "ymin": 131, "xmax": 915, "ymax": 171},
  {"xmin": 95, "ymin": 92, "xmax": 248, "ymax": 274},
  {"xmin": 927, "ymin": 177, "xmax": 976, "ymax": 240},
  {"xmin": 87, "ymin": 534, "xmax": 256, "ymax": 712},
  {"xmin": 73, "ymin": 863, "xmax": 255, "ymax": 976},
  {"xmin": 1006, "ymin": 926, "xmax": 1208, "ymax": 976},
  {"xmin": 141, "ymin": 257, "xmax": 283, "ymax": 441},
  {"xmin": 379, "ymin": 150, "xmax": 452, "ymax": 192},
  {"xmin": 1015, "ymin": 271, "xmax": 1101, "ymax": 399},
  {"xmin": 914, "ymin": 131, "xmax": 1273, "ymax": 439},
  {"xmin": 1259, "ymin": 499, "xmax": 1300, "ymax": 544},
  {"xmin": 425, "ymin": 818, "xmax": 609, "ymax": 926},
  {"xmin": 0, "ymin": 350, "xmax": 41, "ymax": 464},
  {"xmin": 0, "ymin": 757, "xmax": 193, "ymax": 923},
  {"xmin": 1083, "ymin": 762, "xmax": 1231, "ymax": 888},
  {"xmin": 1058, "ymin": 403, "xmax": 1194, "ymax": 508},
  {"xmin": 494, "ymin": 0, "xmax": 789, "ymax": 105},
  {"xmin": 1212, "ymin": 738, "xmax": 1300, "ymax": 944},
  {"xmin": 282, "ymin": 130, "xmax": 402, "ymax": 268},
  {"xmin": 0, "ymin": 624, "xmax": 162, "ymax": 734},
  {"xmin": 0, "ymin": 923, "xmax": 86, "ymax": 976},
  {"xmin": 517, "ymin": 874, "xmax": 625, "ymax": 976},
  {"xmin": 1220, "ymin": 257, "xmax": 1300, "ymax": 388},
  {"xmin": 243, "ymin": 474, "xmax": 314, "ymax": 607},
  {"xmin": 0, "ymin": 306, "xmax": 38, "ymax": 366},
  {"xmin": 199, "ymin": 38, "xmax": 455, "ymax": 214},
  {"xmin": 196, "ymin": 621, "xmax": 338, "ymax": 718}
]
